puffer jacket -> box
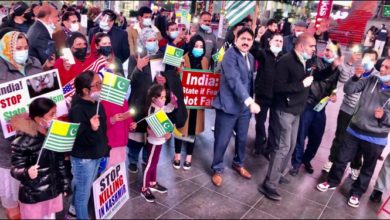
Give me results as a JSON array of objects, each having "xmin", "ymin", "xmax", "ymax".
[{"xmin": 10, "ymin": 115, "xmax": 70, "ymax": 204}]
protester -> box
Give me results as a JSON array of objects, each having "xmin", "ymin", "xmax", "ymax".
[
  {"xmin": 250, "ymin": 33, "xmax": 284, "ymax": 157},
  {"xmin": 10, "ymin": 98, "xmax": 70, "ymax": 219},
  {"xmin": 224, "ymin": 22, "xmax": 245, "ymax": 50},
  {"xmin": 27, "ymin": 4, "xmax": 58, "ymax": 66},
  {"xmin": 54, "ymin": 32, "xmax": 96, "ymax": 86},
  {"xmin": 173, "ymin": 35, "xmax": 208, "ymax": 170},
  {"xmin": 363, "ymin": 26, "xmax": 377, "ymax": 51},
  {"xmin": 0, "ymin": 29, "xmax": 44, "ymax": 220},
  {"xmin": 127, "ymin": 28, "xmax": 165, "ymax": 173},
  {"xmin": 141, "ymin": 84, "xmax": 173, "ymax": 202},
  {"xmin": 53, "ymin": 11, "xmax": 80, "ymax": 57},
  {"xmin": 86, "ymin": 7, "xmax": 100, "ymax": 33},
  {"xmin": 196, "ymin": 11, "xmax": 217, "ymax": 68},
  {"xmin": 282, "ymin": 20, "xmax": 307, "ymax": 54},
  {"xmin": 158, "ymin": 22, "xmax": 186, "ymax": 53},
  {"xmin": 317, "ymin": 57, "xmax": 390, "ymax": 208},
  {"xmin": 88, "ymin": 9, "xmax": 129, "ymax": 63},
  {"xmin": 290, "ymin": 41, "xmax": 343, "ymax": 176},
  {"xmin": 259, "ymin": 33, "xmax": 316, "ymax": 201},
  {"xmin": 260, "ymin": 18, "xmax": 278, "ymax": 49},
  {"xmin": 322, "ymin": 49, "xmax": 378, "ymax": 179},
  {"xmin": 93, "ymin": 32, "xmax": 124, "ymax": 75},
  {"xmin": 128, "ymin": 6, "xmax": 162, "ymax": 56},
  {"xmin": 154, "ymin": 8, "xmax": 169, "ymax": 38},
  {"xmin": 68, "ymin": 70, "xmax": 109, "ymax": 219},
  {"xmin": 0, "ymin": 2, "xmax": 32, "ymax": 33},
  {"xmin": 211, "ymin": 27, "xmax": 260, "ymax": 187}
]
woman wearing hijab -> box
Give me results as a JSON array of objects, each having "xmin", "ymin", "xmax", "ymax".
[
  {"xmin": 0, "ymin": 30, "xmax": 43, "ymax": 219},
  {"xmin": 173, "ymin": 35, "xmax": 207, "ymax": 170},
  {"xmin": 54, "ymin": 32, "xmax": 96, "ymax": 85},
  {"xmin": 127, "ymin": 27, "xmax": 168, "ymax": 173}
]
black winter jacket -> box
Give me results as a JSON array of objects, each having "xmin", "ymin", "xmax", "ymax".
[
  {"xmin": 10, "ymin": 116, "xmax": 70, "ymax": 204},
  {"xmin": 274, "ymin": 51, "xmax": 337, "ymax": 115},
  {"xmin": 306, "ymin": 58, "xmax": 340, "ymax": 107},
  {"xmin": 250, "ymin": 43, "xmax": 284, "ymax": 101}
]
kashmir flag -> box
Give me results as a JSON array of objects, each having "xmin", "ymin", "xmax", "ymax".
[
  {"xmin": 100, "ymin": 72, "xmax": 130, "ymax": 106},
  {"xmin": 212, "ymin": 47, "xmax": 225, "ymax": 62},
  {"xmin": 163, "ymin": 45, "xmax": 184, "ymax": 67},
  {"xmin": 145, "ymin": 109, "xmax": 174, "ymax": 137},
  {"xmin": 225, "ymin": 0, "xmax": 256, "ymax": 27},
  {"xmin": 181, "ymin": 10, "xmax": 191, "ymax": 29},
  {"xmin": 43, "ymin": 120, "xmax": 79, "ymax": 152}
]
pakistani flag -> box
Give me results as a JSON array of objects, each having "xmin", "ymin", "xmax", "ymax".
[
  {"xmin": 101, "ymin": 72, "xmax": 130, "ymax": 106},
  {"xmin": 225, "ymin": 0, "xmax": 256, "ymax": 27},
  {"xmin": 145, "ymin": 109, "xmax": 174, "ymax": 137},
  {"xmin": 163, "ymin": 45, "xmax": 184, "ymax": 67},
  {"xmin": 43, "ymin": 120, "xmax": 79, "ymax": 152}
]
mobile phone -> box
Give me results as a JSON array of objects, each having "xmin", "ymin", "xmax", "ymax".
[{"xmin": 62, "ymin": 48, "xmax": 76, "ymax": 64}]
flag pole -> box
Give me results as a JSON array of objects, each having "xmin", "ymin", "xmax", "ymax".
[
  {"xmin": 96, "ymin": 100, "xmax": 100, "ymax": 115},
  {"xmin": 35, "ymin": 147, "xmax": 44, "ymax": 165}
]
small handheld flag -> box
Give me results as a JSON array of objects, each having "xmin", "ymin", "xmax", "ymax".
[
  {"xmin": 163, "ymin": 45, "xmax": 184, "ymax": 67},
  {"xmin": 145, "ymin": 109, "xmax": 174, "ymax": 137},
  {"xmin": 100, "ymin": 72, "xmax": 130, "ymax": 106}
]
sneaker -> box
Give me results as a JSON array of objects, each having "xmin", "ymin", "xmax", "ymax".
[
  {"xmin": 183, "ymin": 161, "xmax": 191, "ymax": 170},
  {"xmin": 348, "ymin": 195, "xmax": 360, "ymax": 208},
  {"xmin": 141, "ymin": 189, "xmax": 155, "ymax": 203},
  {"xmin": 369, "ymin": 189, "xmax": 383, "ymax": 203},
  {"xmin": 65, "ymin": 205, "xmax": 76, "ymax": 219},
  {"xmin": 350, "ymin": 168, "xmax": 360, "ymax": 180},
  {"xmin": 150, "ymin": 182, "xmax": 168, "ymax": 194},
  {"xmin": 289, "ymin": 166, "xmax": 299, "ymax": 176},
  {"xmin": 316, "ymin": 182, "xmax": 336, "ymax": 192},
  {"xmin": 172, "ymin": 160, "xmax": 180, "ymax": 169},
  {"xmin": 304, "ymin": 162, "xmax": 314, "ymax": 174},
  {"xmin": 128, "ymin": 163, "xmax": 138, "ymax": 173},
  {"xmin": 322, "ymin": 161, "xmax": 333, "ymax": 173}
]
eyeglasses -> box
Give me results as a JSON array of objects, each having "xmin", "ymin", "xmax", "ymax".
[{"xmin": 90, "ymin": 82, "xmax": 102, "ymax": 88}]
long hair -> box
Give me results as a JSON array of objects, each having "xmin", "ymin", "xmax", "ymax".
[
  {"xmin": 29, "ymin": 98, "xmax": 56, "ymax": 119},
  {"xmin": 145, "ymin": 84, "xmax": 165, "ymax": 113}
]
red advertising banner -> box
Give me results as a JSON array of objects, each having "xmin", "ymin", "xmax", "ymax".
[
  {"xmin": 315, "ymin": 0, "xmax": 333, "ymax": 30},
  {"xmin": 181, "ymin": 69, "xmax": 221, "ymax": 109}
]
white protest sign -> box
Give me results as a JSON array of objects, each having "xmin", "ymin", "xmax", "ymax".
[
  {"xmin": 0, "ymin": 69, "xmax": 67, "ymax": 138},
  {"xmin": 93, "ymin": 162, "xmax": 129, "ymax": 219}
]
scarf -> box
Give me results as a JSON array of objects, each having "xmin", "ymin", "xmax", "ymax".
[{"xmin": 0, "ymin": 31, "xmax": 26, "ymax": 76}]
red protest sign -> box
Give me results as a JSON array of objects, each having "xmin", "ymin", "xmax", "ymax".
[{"xmin": 181, "ymin": 69, "xmax": 221, "ymax": 109}]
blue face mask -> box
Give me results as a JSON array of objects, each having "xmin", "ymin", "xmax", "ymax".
[
  {"xmin": 378, "ymin": 74, "xmax": 390, "ymax": 83},
  {"xmin": 192, "ymin": 48, "xmax": 204, "ymax": 58},
  {"xmin": 200, "ymin": 24, "xmax": 210, "ymax": 32},
  {"xmin": 145, "ymin": 41, "xmax": 157, "ymax": 52},
  {"xmin": 169, "ymin": 31, "xmax": 179, "ymax": 39},
  {"xmin": 323, "ymin": 57, "xmax": 335, "ymax": 64},
  {"xmin": 362, "ymin": 60, "xmax": 374, "ymax": 71}
]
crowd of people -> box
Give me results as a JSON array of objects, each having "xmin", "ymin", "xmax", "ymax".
[{"xmin": 0, "ymin": 1, "xmax": 388, "ymax": 219}]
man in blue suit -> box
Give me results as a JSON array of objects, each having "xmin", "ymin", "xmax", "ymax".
[{"xmin": 211, "ymin": 27, "xmax": 261, "ymax": 186}]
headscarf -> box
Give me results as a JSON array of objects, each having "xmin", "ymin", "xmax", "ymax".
[
  {"xmin": 0, "ymin": 31, "xmax": 28, "ymax": 75},
  {"xmin": 138, "ymin": 27, "xmax": 159, "ymax": 55}
]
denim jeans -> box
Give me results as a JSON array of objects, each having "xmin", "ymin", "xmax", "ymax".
[
  {"xmin": 71, "ymin": 156, "xmax": 102, "ymax": 219},
  {"xmin": 127, "ymin": 139, "xmax": 148, "ymax": 165}
]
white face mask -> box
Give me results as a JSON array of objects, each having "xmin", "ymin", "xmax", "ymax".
[
  {"xmin": 143, "ymin": 18, "xmax": 152, "ymax": 27},
  {"xmin": 13, "ymin": 50, "xmax": 29, "ymax": 64},
  {"xmin": 90, "ymin": 91, "xmax": 100, "ymax": 101},
  {"xmin": 99, "ymin": 21, "xmax": 110, "ymax": 31},
  {"xmin": 270, "ymin": 44, "xmax": 282, "ymax": 56},
  {"xmin": 70, "ymin": 23, "xmax": 80, "ymax": 32}
]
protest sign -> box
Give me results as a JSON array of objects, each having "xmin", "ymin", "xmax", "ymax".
[
  {"xmin": 0, "ymin": 69, "xmax": 67, "ymax": 138},
  {"xmin": 150, "ymin": 58, "xmax": 166, "ymax": 81},
  {"xmin": 93, "ymin": 162, "xmax": 129, "ymax": 219},
  {"xmin": 181, "ymin": 69, "xmax": 221, "ymax": 108}
]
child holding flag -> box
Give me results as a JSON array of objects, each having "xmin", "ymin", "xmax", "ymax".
[
  {"xmin": 10, "ymin": 98, "xmax": 70, "ymax": 219},
  {"xmin": 141, "ymin": 84, "xmax": 174, "ymax": 203}
]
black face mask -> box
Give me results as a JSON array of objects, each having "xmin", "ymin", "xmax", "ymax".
[
  {"xmin": 98, "ymin": 46, "xmax": 112, "ymax": 57},
  {"xmin": 73, "ymin": 47, "xmax": 87, "ymax": 61},
  {"xmin": 23, "ymin": 12, "xmax": 33, "ymax": 22}
]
